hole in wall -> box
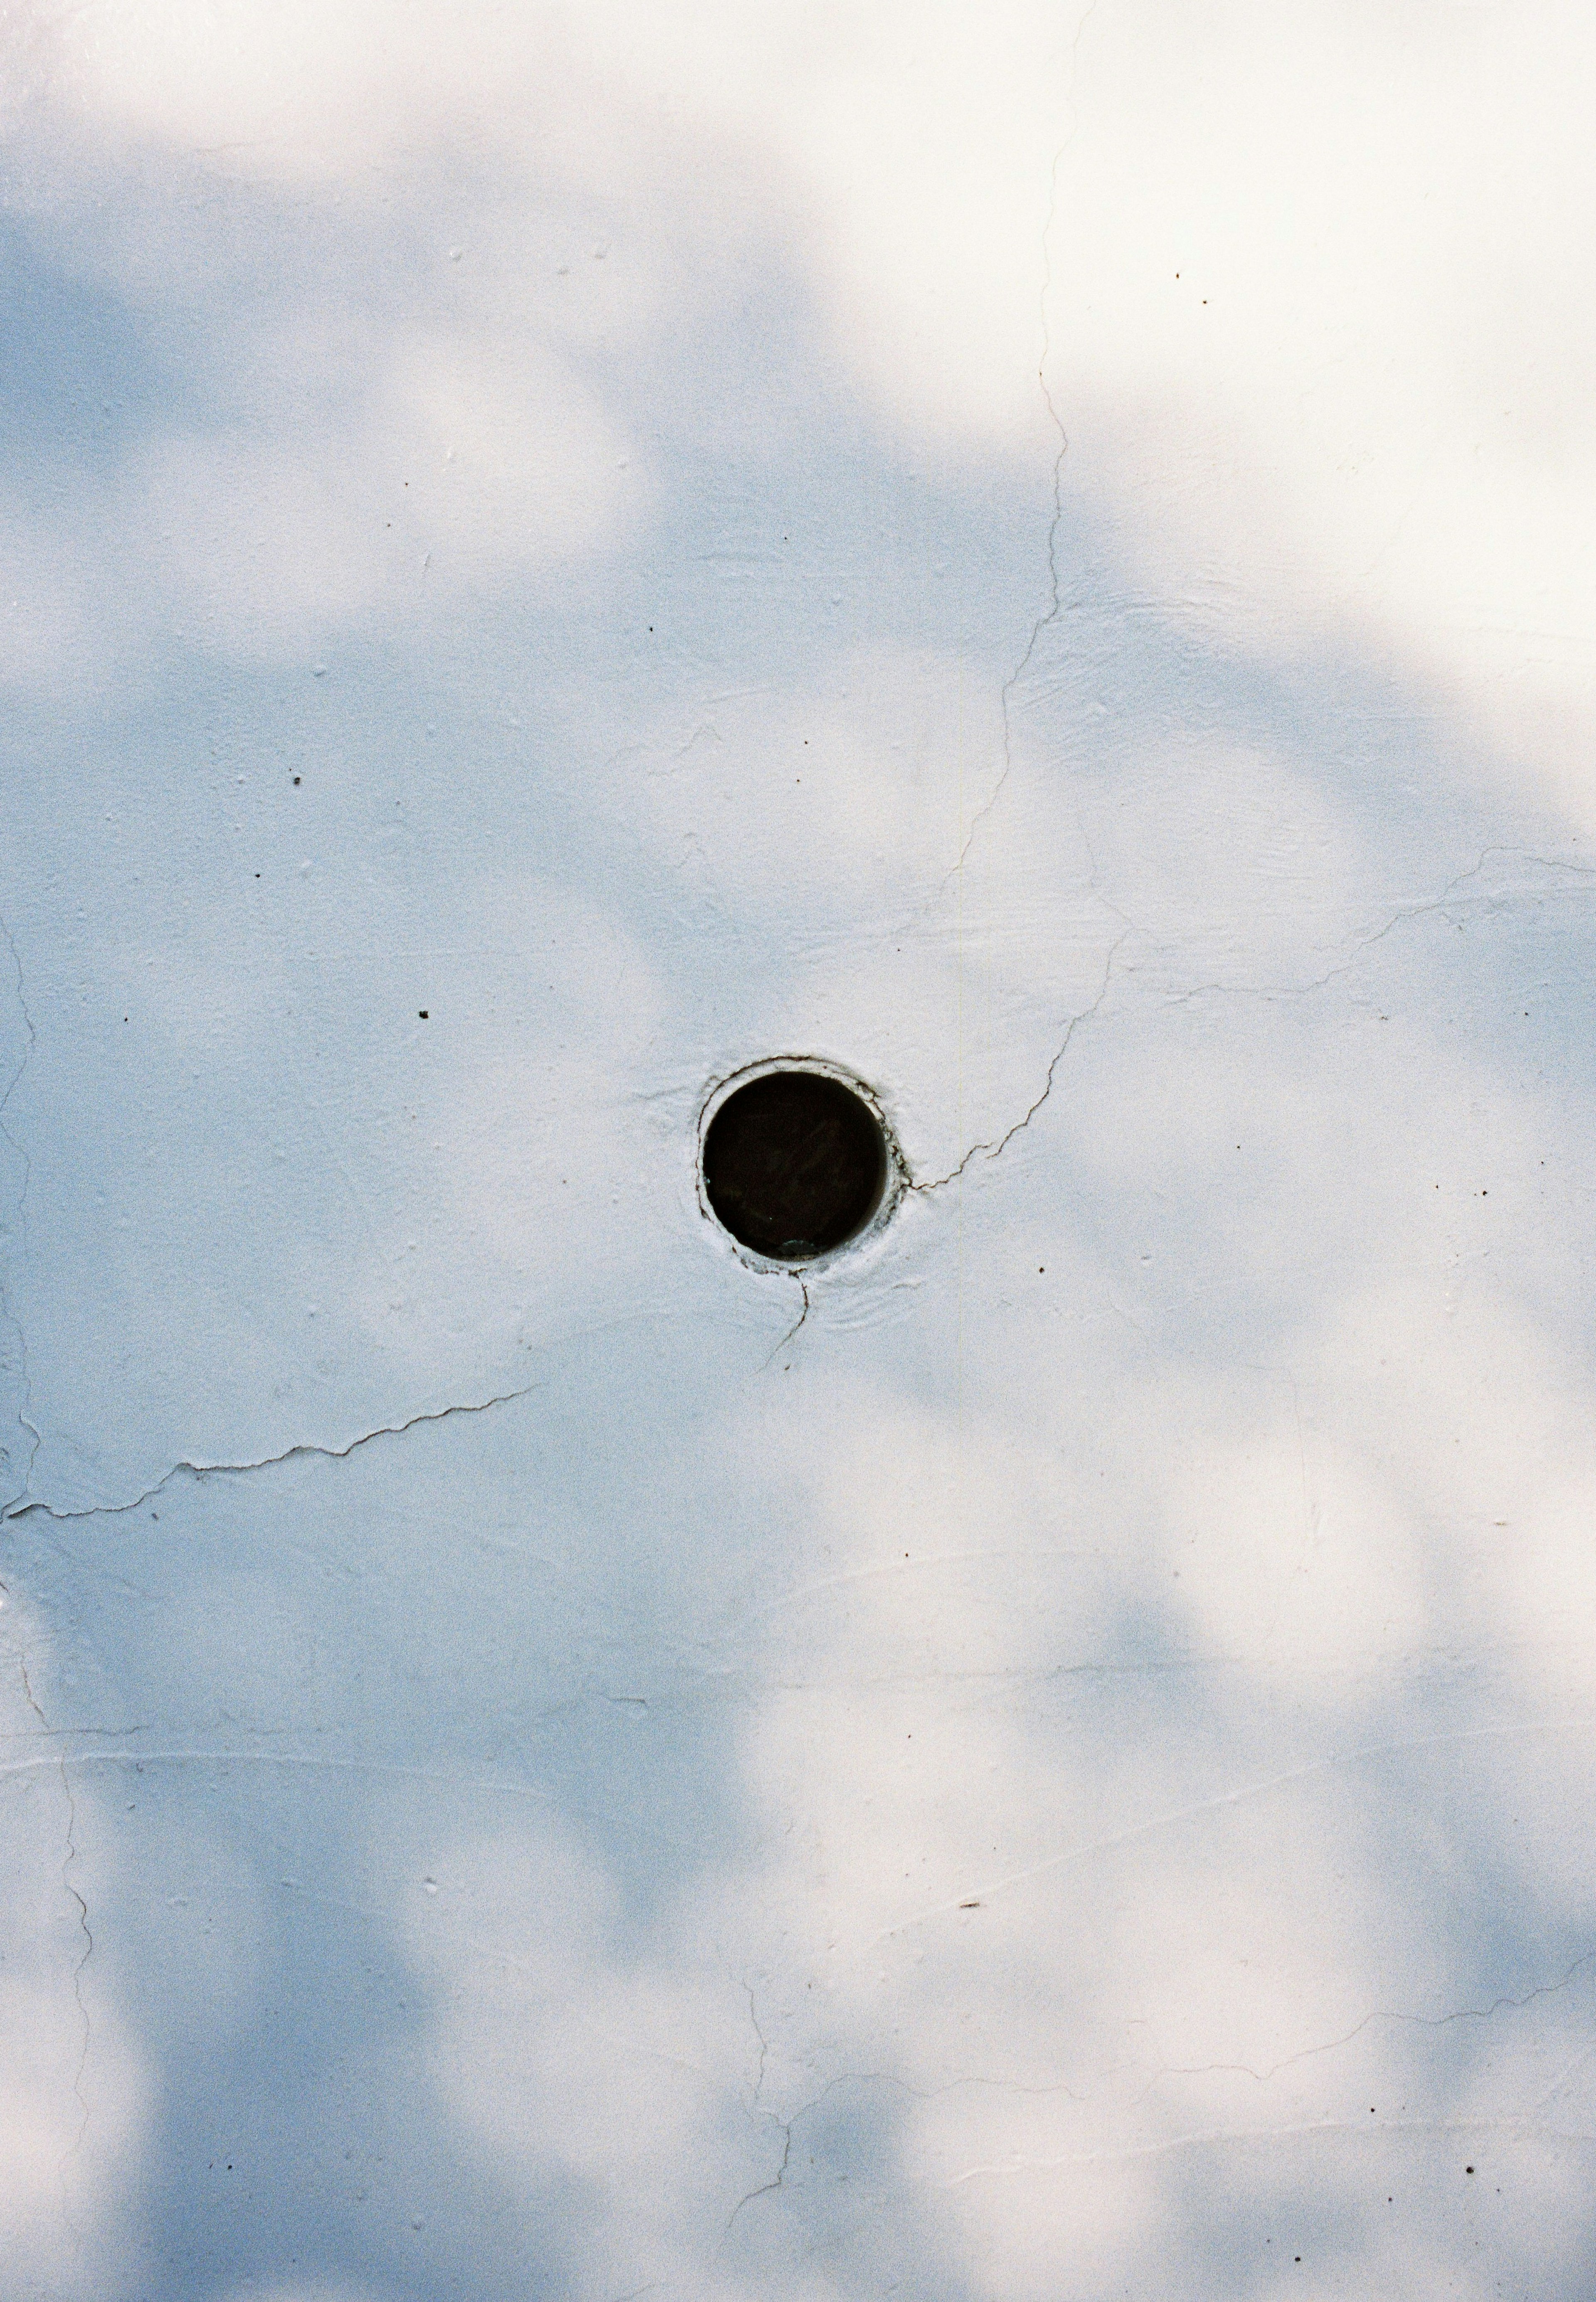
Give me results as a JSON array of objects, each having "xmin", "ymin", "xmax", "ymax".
[{"xmin": 701, "ymin": 1067, "xmax": 889, "ymax": 1262}]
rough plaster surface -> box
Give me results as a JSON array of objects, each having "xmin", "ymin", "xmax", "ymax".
[{"xmin": 3, "ymin": 3, "xmax": 1596, "ymax": 2295}]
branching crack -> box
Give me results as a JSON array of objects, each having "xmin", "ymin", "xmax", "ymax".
[
  {"xmin": 912, "ymin": 935, "xmax": 1124, "ymax": 1194},
  {"xmin": 5, "ymin": 1384, "xmax": 541, "ymax": 1526}
]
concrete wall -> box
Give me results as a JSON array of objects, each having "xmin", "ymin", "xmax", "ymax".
[{"xmin": 4, "ymin": 5, "xmax": 1596, "ymax": 2294}]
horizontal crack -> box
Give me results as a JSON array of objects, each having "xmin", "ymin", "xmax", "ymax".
[
  {"xmin": 1161, "ymin": 843, "xmax": 1596, "ymax": 1010},
  {"xmin": 5, "ymin": 1384, "xmax": 541, "ymax": 1527},
  {"xmin": 1143, "ymin": 1946, "xmax": 1596, "ymax": 2093}
]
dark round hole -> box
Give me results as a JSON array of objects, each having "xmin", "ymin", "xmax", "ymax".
[{"xmin": 702, "ymin": 1070, "xmax": 889, "ymax": 1261}]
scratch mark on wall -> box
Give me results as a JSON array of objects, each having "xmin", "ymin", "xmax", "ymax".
[
  {"xmin": 948, "ymin": 2109, "xmax": 1594, "ymax": 2184},
  {"xmin": 869, "ymin": 1714, "xmax": 1596, "ymax": 1949}
]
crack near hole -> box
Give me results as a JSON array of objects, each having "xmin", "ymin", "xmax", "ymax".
[
  {"xmin": 912, "ymin": 935, "xmax": 1125, "ymax": 1194},
  {"xmin": 762, "ymin": 1281, "xmax": 809, "ymax": 1372}
]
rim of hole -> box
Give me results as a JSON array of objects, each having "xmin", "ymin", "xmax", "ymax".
[{"xmin": 695, "ymin": 1055, "xmax": 907, "ymax": 1272}]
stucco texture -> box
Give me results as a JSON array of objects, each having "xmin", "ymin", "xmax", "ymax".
[{"xmin": 4, "ymin": 4, "xmax": 1596, "ymax": 2295}]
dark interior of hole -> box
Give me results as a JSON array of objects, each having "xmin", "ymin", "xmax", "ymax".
[{"xmin": 702, "ymin": 1071, "xmax": 888, "ymax": 1261}]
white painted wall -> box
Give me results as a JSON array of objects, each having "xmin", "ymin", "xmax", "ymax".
[{"xmin": 4, "ymin": 3, "xmax": 1596, "ymax": 2293}]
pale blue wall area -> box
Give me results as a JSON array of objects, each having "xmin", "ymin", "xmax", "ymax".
[{"xmin": 4, "ymin": 7, "xmax": 1596, "ymax": 2298}]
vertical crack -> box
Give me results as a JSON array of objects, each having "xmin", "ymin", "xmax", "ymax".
[
  {"xmin": 59, "ymin": 1756, "xmax": 94, "ymax": 2158},
  {"xmin": 744, "ymin": 1980, "xmax": 769, "ymax": 2109},
  {"xmin": 948, "ymin": 0, "xmax": 1099, "ymax": 882},
  {"xmin": 762, "ymin": 1281, "xmax": 809, "ymax": 1372},
  {"xmin": 10, "ymin": 1634, "xmax": 93, "ymax": 2166},
  {"xmin": 725, "ymin": 2115, "xmax": 792, "ymax": 2234},
  {"xmin": 0, "ymin": 909, "xmax": 40, "ymax": 1515}
]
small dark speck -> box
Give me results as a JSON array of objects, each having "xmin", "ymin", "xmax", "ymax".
[
  {"xmin": 1466, "ymin": 2166, "xmax": 1475, "ymax": 2175},
  {"xmin": 418, "ymin": 1010, "xmax": 429, "ymax": 1020},
  {"xmin": 293, "ymin": 775, "xmax": 302, "ymax": 785},
  {"xmin": 959, "ymin": 1900, "xmax": 982, "ymax": 1909}
]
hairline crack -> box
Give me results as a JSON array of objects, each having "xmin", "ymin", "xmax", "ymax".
[{"xmin": 5, "ymin": 1383, "xmax": 542, "ymax": 1527}]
